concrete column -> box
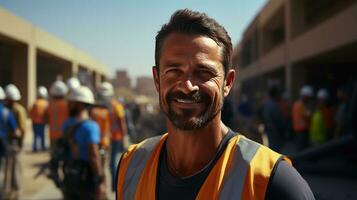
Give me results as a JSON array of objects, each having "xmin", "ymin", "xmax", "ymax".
[
  {"xmin": 72, "ymin": 61, "xmax": 79, "ymax": 77},
  {"xmin": 284, "ymin": 0, "xmax": 292, "ymax": 97},
  {"xmin": 94, "ymin": 72, "xmax": 102, "ymax": 89},
  {"xmin": 27, "ymin": 44, "xmax": 36, "ymax": 109},
  {"xmin": 11, "ymin": 44, "xmax": 35, "ymax": 109}
]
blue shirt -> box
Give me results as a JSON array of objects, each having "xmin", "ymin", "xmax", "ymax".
[
  {"xmin": 62, "ymin": 117, "xmax": 100, "ymax": 161},
  {"xmin": 0, "ymin": 103, "xmax": 17, "ymax": 138}
]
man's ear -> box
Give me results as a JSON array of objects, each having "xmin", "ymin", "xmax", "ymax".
[
  {"xmin": 223, "ymin": 69, "xmax": 236, "ymax": 97},
  {"xmin": 152, "ymin": 66, "xmax": 160, "ymax": 92}
]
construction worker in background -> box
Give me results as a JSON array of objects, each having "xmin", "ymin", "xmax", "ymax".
[
  {"xmin": 292, "ymin": 85, "xmax": 314, "ymax": 151},
  {"xmin": 0, "ymin": 86, "xmax": 19, "ymax": 199},
  {"xmin": 262, "ymin": 86, "xmax": 286, "ymax": 152},
  {"xmin": 310, "ymin": 89, "xmax": 333, "ymax": 146},
  {"xmin": 90, "ymin": 90, "xmax": 111, "ymax": 166},
  {"xmin": 116, "ymin": 9, "xmax": 314, "ymax": 200},
  {"xmin": 3, "ymin": 84, "xmax": 27, "ymax": 199},
  {"xmin": 67, "ymin": 77, "xmax": 81, "ymax": 92},
  {"xmin": 29, "ymin": 86, "xmax": 49, "ymax": 152},
  {"xmin": 48, "ymin": 80, "xmax": 68, "ymax": 154},
  {"xmin": 53, "ymin": 86, "xmax": 106, "ymax": 199},
  {"xmin": 98, "ymin": 81, "xmax": 127, "ymax": 192}
]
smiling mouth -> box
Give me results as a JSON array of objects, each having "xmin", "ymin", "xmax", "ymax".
[{"xmin": 175, "ymin": 98, "xmax": 197, "ymax": 103}]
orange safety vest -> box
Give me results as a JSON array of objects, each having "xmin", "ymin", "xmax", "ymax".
[
  {"xmin": 29, "ymin": 99, "xmax": 48, "ymax": 124},
  {"xmin": 48, "ymin": 99, "xmax": 68, "ymax": 140},
  {"xmin": 292, "ymin": 100, "xmax": 310, "ymax": 132},
  {"xmin": 91, "ymin": 106, "xmax": 110, "ymax": 149},
  {"xmin": 109, "ymin": 99, "xmax": 126, "ymax": 141},
  {"xmin": 117, "ymin": 134, "xmax": 291, "ymax": 200}
]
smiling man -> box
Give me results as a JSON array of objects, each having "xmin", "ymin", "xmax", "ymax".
[{"xmin": 116, "ymin": 9, "xmax": 314, "ymax": 200}]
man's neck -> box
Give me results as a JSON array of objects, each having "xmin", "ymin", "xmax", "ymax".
[
  {"xmin": 165, "ymin": 115, "xmax": 228, "ymax": 177},
  {"xmin": 76, "ymin": 110, "xmax": 89, "ymax": 121}
]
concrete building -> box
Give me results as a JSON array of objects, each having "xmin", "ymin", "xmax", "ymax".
[
  {"xmin": 112, "ymin": 70, "xmax": 131, "ymax": 89},
  {"xmin": 233, "ymin": 0, "xmax": 357, "ymax": 101},
  {"xmin": 135, "ymin": 76, "xmax": 156, "ymax": 98},
  {"xmin": 0, "ymin": 7, "xmax": 108, "ymax": 107}
]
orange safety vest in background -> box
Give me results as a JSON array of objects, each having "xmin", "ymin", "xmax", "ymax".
[
  {"xmin": 320, "ymin": 106, "xmax": 334, "ymax": 130},
  {"xmin": 292, "ymin": 100, "xmax": 310, "ymax": 132},
  {"xmin": 29, "ymin": 99, "xmax": 48, "ymax": 124},
  {"xmin": 48, "ymin": 99, "xmax": 68, "ymax": 140},
  {"xmin": 117, "ymin": 134, "xmax": 291, "ymax": 200},
  {"xmin": 91, "ymin": 106, "xmax": 111, "ymax": 149},
  {"xmin": 110, "ymin": 99, "xmax": 126, "ymax": 141}
]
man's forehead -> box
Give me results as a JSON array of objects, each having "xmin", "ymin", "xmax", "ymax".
[
  {"xmin": 161, "ymin": 33, "xmax": 223, "ymax": 61},
  {"xmin": 163, "ymin": 33, "xmax": 220, "ymax": 49}
]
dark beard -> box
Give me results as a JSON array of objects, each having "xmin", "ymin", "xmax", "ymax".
[{"xmin": 162, "ymin": 90, "xmax": 223, "ymax": 131}]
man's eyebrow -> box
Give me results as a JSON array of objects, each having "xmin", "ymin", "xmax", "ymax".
[
  {"xmin": 162, "ymin": 60, "xmax": 182, "ymax": 67},
  {"xmin": 197, "ymin": 62, "xmax": 219, "ymax": 72}
]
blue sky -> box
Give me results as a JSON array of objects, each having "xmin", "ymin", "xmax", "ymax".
[{"xmin": 0, "ymin": 0, "xmax": 266, "ymax": 80}]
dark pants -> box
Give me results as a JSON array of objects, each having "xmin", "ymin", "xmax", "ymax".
[
  {"xmin": 63, "ymin": 184, "xmax": 96, "ymax": 200},
  {"xmin": 295, "ymin": 131, "xmax": 309, "ymax": 151},
  {"xmin": 3, "ymin": 140, "xmax": 21, "ymax": 200},
  {"xmin": 110, "ymin": 140, "xmax": 124, "ymax": 191},
  {"xmin": 32, "ymin": 124, "xmax": 46, "ymax": 151}
]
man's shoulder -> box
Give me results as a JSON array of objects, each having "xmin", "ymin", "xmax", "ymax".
[
  {"xmin": 266, "ymin": 160, "xmax": 315, "ymax": 200},
  {"xmin": 232, "ymin": 134, "xmax": 290, "ymax": 175},
  {"xmin": 81, "ymin": 120, "xmax": 100, "ymax": 132}
]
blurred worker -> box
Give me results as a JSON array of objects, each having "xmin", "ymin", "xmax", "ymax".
[
  {"xmin": 98, "ymin": 82, "xmax": 127, "ymax": 192},
  {"xmin": 262, "ymin": 86, "xmax": 286, "ymax": 152},
  {"xmin": 48, "ymin": 80, "xmax": 68, "ymax": 153},
  {"xmin": 117, "ymin": 9, "xmax": 314, "ymax": 200},
  {"xmin": 0, "ymin": 86, "xmax": 18, "ymax": 189},
  {"xmin": 3, "ymin": 84, "xmax": 27, "ymax": 199},
  {"xmin": 335, "ymin": 86, "xmax": 354, "ymax": 138},
  {"xmin": 61, "ymin": 86, "xmax": 105, "ymax": 199},
  {"xmin": 90, "ymin": 93, "xmax": 111, "ymax": 166},
  {"xmin": 292, "ymin": 85, "xmax": 314, "ymax": 150},
  {"xmin": 310, "ymin": 89, "xmax": 333, "ymax": 146},
  {"xmin": 67, "ymin": 77, "xmax": 81, "ymax": 92},
  {"xmin": 29, "ymin": 86, "xmax": 49, "ymax": 152}
]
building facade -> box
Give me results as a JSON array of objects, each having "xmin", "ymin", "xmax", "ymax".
[
  {"xmin": 112, "ymin": 70, "xmax": 131, "ymax": 89},
  {"xmin": 233, "ymin": 0, "xmax": 357, "ymax": 101},
  {"xmin": 0, "ymin": 7, "xmax": 108, "ymax": 107},
  {"xmin": 135, "ymin": 76, "xmax": 156, "ymax": 98}
]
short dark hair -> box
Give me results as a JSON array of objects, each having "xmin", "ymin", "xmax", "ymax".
[{"xmin": 155, "ymin": 9, "xmax": 233, "ymax": 76}]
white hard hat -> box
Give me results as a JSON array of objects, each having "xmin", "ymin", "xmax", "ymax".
[
  {"xmin": 300, "ymin": 85, "xmax": 314, "ymax": 97},
  {"xmin": 0, "ymin": 86, "xmax": 5, "ymax": 100},
  {"xmin": 5, "ymin": 84, "xmax": 21, "ymax": 101},
  {"xmin": 98, "ymin": 82, "xmax": 114, "ymax": 97},
  {"xmin": 67, "ymin": 77, "xmax": 81, "ymax": 91},
  {"xmin": 37, "ymin": 86, "xmax": 48, "ymax": 99},
  {"xmin": 317, "ymin": 88, "xmax": 329, "ymax": 100},
  {"xmin": 50, "ymin": 80, "xmax": 68, "ymax": 97},
  {"xmin": 68, "ymin": 86, "xmax": 95, "ymax": 104}
]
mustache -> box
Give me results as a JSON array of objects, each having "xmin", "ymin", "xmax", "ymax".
[{"xmin": 166, "ymin": 91, "xmax": 209, "ymax": 103}]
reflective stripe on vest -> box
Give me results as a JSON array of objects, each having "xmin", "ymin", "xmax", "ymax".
[
  {"xmin": 122, "ymin": 136, "xmax": 162, "ymax": 200},
  {"xmin": 219, "ymin": 137, "xmax": 260, "ymax": 200}
]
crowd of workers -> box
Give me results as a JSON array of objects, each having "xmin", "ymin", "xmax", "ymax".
[
  {"xmin": 232, "ymin": 84, "xmax": 354, "ymax": 153},
  {"xmin": 0, "ymin": 77, "xmax": 130, "ymax": 199}
]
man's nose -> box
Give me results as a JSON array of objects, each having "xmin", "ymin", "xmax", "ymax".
[{"xmin": 179, "ymin": 79, "xmax": 199, "ymax": 94}]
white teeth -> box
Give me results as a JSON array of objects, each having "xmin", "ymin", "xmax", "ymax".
[{"xmin": 177, "ymin": 99, "xmax": 195, "ymax": 103}]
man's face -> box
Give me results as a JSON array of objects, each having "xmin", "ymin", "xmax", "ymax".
[{"xmin": 153, "ymin": 33, "xmax": 235, "ymax": 130}]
